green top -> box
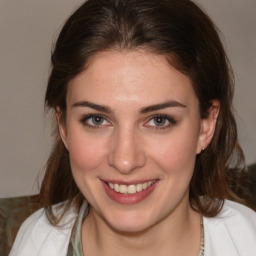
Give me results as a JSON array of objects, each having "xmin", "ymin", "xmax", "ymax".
[{"xmin": 67, "ymin": 202, "xmax": 89, "ymax": 256}]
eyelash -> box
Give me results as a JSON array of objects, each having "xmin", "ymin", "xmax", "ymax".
[
  {"xmin": 80, "ymin": 114, "xmax": 177, "ymax": 130},
  {"xmin": 145, "ymin": 114, "xmax": 177, "ymax": 130},
  {"xmin": 80, "ymin": 114, "xmax": 111, "ymax": 129}
]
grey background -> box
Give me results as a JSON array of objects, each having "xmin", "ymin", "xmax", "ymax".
[{"xmin": 0, "ymin": 0, "xmax": 255, "ymax": 197}]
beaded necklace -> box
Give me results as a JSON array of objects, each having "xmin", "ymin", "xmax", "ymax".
[
  {"xmin": 198, "ymin": 215, "xmax": 205, "ymax": 256},
  {"xmin": 67, "ymin": 203, "xmax": 205, "ymax": 256}
]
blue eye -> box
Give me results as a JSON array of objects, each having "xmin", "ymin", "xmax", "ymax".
[
  {"xmin": 152, "ymin": 116, "xmax": 168, "ymax": 126},
  {"xmin": 147, "ymin": 115, "xmax": 177, "ymax": 129},
  {"xmin": 81, "ymin": 114, "xmax": 110, "ymax": 128},
  {"xmin": 90, "ymin": 116, "xmax": 105, "ymax": 125}
]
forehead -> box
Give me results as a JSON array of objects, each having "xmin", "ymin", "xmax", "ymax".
[{"xmin": 67, "ymin": 50, "xmax": 197, "ymax": 109}]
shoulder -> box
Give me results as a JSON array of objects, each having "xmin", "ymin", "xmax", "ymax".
[
  {"xmin": 204, "ymin": 200, "xmax": 256, "ymax": 256},
  {"xmin": 9, "ymin": 202, "xmax": 78, "ymax": 256},
  {"xmin": 207, "ymin": 199, "xmax": 256, "ymax": 228}
]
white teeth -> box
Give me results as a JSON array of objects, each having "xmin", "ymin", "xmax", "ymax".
[
  {"xmin": 136, "ymin": 183, "xmax": 143, "ymax": 192},
  {"xmin": 107, "ymin": 181, "xmax": 156, "ymax": 194},
  {"xmin": 114, "ymin": 183, "xmax": 120, "ymax": 192},
  {"xmin": 127, "ymin": 185, "xmax": 136, "ymax": 194},
  {"xmin": 119, "ymin": 185, "xmax": 127, "ymax": 194},
  {"xmin": 142, "ymin": 183, "xmax": 148, "ymax": 190}
]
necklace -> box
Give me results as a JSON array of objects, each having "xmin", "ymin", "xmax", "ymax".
[
  {"xmin": 68, "ymin": 202, "xmax": 205, "ymax": 256},
  {"xmin": 197, "ymin": 215, "xmax": 205, "ymax": 256}
]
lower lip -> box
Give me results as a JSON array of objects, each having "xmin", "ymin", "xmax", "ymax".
[{"xmin": 101, "ymin": 181, "xmax": 158, "ymax": 204}]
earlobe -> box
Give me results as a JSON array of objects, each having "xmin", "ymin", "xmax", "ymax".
[
  {"xmin": 196, "ymin": 100, "xmax": 220, "ymax": 154},
  {"xmin": 56, "ymin": 107, "xmax": 69, "ymax": 150}
]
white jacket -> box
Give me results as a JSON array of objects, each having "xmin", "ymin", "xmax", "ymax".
[{"xmin": 9, "ymin": 200, "xmax": 256, "ymax": 256}]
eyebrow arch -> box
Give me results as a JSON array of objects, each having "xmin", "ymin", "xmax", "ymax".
[
  {"xmin": 140, "ymin": 100, "xmax": 186, "ymax": 114},
  {"xmin": 72, "ymin": 100, "xmax": 186, "ymax": 114},
  {"xmin": 72, "ymin": 101, "xmax": 112, "ymax": 114}
]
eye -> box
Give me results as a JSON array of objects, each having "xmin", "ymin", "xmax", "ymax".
[
  {"xmin": 81, "ymin": 114, "xmax": 111, "ymax": 128},
  {"xmin": 146, "ymin": 115, "xmax": 177, "ymax": 129}
]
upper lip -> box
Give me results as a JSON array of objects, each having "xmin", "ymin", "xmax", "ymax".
[{"xmin": 100, "ymin": 179, "xmax": 159, "ymax": 185}]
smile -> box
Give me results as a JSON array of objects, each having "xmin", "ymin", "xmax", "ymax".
[
  {"xmin": 107, "ymin": 181, "xmax": 156, "ymax": 194},
  {"xmin": 101, "ymin": 179, "xmax": 159, "ymax": 204}
]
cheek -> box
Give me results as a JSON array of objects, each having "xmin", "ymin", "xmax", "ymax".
[
  {"xmin": 67, "ymin": 131, "xmax": 107, "ymax": 172},
  {"xmin": 147, "ymin": 130, "xmax": 199, "ymax": 175}
]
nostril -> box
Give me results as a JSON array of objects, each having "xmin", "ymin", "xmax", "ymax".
[{"xmin": 107, "ymin": 132, "xmax": 146, "ymax": 173}]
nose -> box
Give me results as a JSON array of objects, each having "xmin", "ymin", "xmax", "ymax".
[{"xmin": 107, "ymin": 127, "xmax": 146, "ymax": 174}]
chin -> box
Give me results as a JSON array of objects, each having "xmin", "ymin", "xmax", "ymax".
[
  {"xmin": 108, "ymin": 219, "xmax": 152, "ymax": 234},
  {"xmin": 102, "ymin": 208, "xmax": 158, "ymax": 233}
]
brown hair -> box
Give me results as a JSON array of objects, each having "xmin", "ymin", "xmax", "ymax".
[{"xmin": 41, "ymin": 0, "xmax": 245, "ymax": 224}]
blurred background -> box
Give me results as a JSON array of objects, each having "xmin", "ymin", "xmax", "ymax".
[{"xmin": 0, "ymin": 0, "xmax": 255, "ymax": 197}]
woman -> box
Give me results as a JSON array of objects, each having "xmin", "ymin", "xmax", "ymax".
[{"xmin": 10, "ymin": 0, "xmax": 256, "ymax": 255}]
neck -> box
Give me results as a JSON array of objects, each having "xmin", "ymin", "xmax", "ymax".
[{"xmin": 82, "ymin": 199, "xmax": 201, "ymax": 256}]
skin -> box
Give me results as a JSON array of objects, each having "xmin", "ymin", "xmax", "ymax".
[{"xmin": 57, "ymin": 50, "xmax": 219, "ymax": 256}]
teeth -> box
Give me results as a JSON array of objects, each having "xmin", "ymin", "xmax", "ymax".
[
  {"xmin": 119, "ymin": 185, "xmax": 127, "ymax": 194},
  {"xmin": 107, "ymin": 181, "xmax": 156, "ymax": 194},
  {"xmin": 114, "ymin": 184, "xmax": 120, "ymax": 192},
  {"xmin": 127, "ymin": 185, "xmax": 136, "ymax": 194},
  {"xmin": 136, "ymin": 184, "xmax": 143, "ymax": 192},
  {"xmin": 142, "ymin": 183, "xmax": 147, "ymax": 190}
]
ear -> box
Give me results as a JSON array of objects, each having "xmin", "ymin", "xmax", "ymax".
[
  {"xmin": 196, "ymin": 100, "xmax": 220, "ymax": 154},
  {"xmin": 56, "ymin": 107, "xmax": 69, "ymax": 150}
]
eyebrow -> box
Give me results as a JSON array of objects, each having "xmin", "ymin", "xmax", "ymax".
[
  {"xmin": 140, "ymin": 100, "xmax": 186, "ymax": 114},
  {"xmin": 72, "ymin": 100, "xmax": 186, "ymax": 114},
  {"xmin": 72, "ymin": 101, "xmax": 112, "ymax": 113}
]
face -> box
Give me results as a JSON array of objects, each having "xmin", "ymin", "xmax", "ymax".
[{"xmin": 58, "ymin": 51, "xmax": 218, "ymax": 232}]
